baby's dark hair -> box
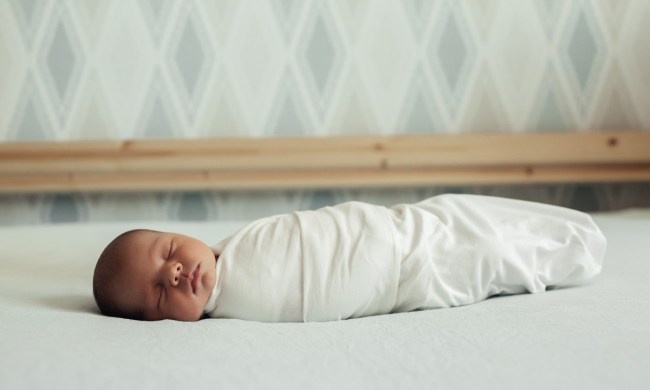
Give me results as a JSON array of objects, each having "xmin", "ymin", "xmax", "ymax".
[{"xmin": 93, "ymin": 229, "xmax": 153, "ymax": 320}]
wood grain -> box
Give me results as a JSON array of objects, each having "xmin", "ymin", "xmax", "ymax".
[{"xmin": 1, "ymin": 132, "xmax": 649, "ymax": 193}]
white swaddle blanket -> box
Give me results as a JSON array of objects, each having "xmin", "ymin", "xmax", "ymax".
[{"xmin": 204, "ymin": 195, "xmax": 606, "ymax": 322}]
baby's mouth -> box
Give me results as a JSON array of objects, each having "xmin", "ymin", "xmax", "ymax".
[{"xmin": 190, "ymin": 264, "xmax": 200, "ymax": 294}]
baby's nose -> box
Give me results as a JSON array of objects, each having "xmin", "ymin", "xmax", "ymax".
[{"xmin": 169, "ymin": 263, "xmax": 182, "ymax": 286}]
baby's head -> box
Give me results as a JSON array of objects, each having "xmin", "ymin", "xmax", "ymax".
[{"xmin": 93, "ymin": 229, "xmax": 217, "ymax": 321}]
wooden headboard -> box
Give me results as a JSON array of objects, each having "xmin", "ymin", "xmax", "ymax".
[{"xmin": 1, "ymin": 131, "xmax": 649, "ymax": 193}]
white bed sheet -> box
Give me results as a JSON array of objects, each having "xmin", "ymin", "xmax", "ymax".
[{"xmin": 1, "ymin": 211, "xmax": 649, "ymax": 389}]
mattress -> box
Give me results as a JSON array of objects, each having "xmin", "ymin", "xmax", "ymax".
[{"xmin": 1, "ymin": 210, "xmax": 649, "ymax": 389}]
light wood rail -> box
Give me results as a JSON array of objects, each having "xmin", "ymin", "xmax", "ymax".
[{"xmin": 1, "ymin": 131, "xmax": 649, "ymax": 193}]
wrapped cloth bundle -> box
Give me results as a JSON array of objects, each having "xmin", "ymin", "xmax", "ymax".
[{"xmin": 204, "ymin": 195, "xmax": 606, "ymax": 322}]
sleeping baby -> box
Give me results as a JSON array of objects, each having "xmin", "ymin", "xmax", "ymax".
[{"xmin": 93, "ymin": 194, "xmax": 606, "ymax": 322}]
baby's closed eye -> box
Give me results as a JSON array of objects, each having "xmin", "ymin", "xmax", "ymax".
[
  {"xmin": 157, "ymin": 284, "xmax": 164, "ymax": 309},
  {"xmin": 166, "ymin": 240, "xmax": 174, "ymax": 259}
]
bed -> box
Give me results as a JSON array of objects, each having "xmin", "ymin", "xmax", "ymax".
[
  {"xmin": 1, "ymin": 131, "xmax": 650, "ymax": 389},
  {"xmin": 0, "ymin": 209, "xmax": 649, "ymax": 389}
]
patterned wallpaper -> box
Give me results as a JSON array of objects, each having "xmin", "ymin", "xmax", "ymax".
[{"xmin": 1, "ymin": 0, "xmax": 649, "ymax": 224}]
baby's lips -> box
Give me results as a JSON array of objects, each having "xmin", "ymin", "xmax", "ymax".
[{"xmin": 190, "ymin": 264, "xmax": 200, "ymax": 294}]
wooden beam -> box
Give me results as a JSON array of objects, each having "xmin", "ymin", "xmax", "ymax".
[{"xmin": 1, "ymin": 132, "xmax": 649, "ymax": 193}]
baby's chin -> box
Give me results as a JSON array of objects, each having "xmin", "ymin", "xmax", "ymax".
[{"xmin": 168, "ymin": 308, "xmax": 204, "ymax": 322}]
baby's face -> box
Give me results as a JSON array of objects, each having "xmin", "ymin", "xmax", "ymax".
[{"xmin": 113, "ymin": 230, "xmax": 217, "ymax": 321}]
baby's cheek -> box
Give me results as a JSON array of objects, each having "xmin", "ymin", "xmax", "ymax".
[{"xmin": 169, "ymin": 295, "xmax": 202, "ymax": 321}]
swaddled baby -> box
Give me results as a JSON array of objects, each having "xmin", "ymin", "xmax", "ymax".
[{"xmin": 93, "ymin": 194, "xmax": 606, "ymax": 322}]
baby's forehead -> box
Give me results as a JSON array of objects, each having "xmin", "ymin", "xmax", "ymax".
[
  {"xmin": 113, "ymin": 238, "xmax": 160, "ymax": 283},
  {"xmin": 115, "ymin": 231, "xmax": 164, "ymax": 266},
  {"xmin": 123, "ymin": 229, "xmax": 165, "ymax": 247}
]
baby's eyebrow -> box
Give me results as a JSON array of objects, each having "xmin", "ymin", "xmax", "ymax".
[
  {"xmin": 156, "ymin": 235, "xmax": 172, "ymax": 254},
  {"xmin": 148, "ymin": 235, "xmax": 165, "ymax": 260}
]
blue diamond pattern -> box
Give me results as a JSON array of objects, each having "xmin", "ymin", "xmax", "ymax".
[
  {"xmin": 533, "ymin": 0, "xmax": 564, "ymax": 37},
  {"xmin": 428, "ymin": 3, "xmax": 477, "ymax": 117},
  {"xmin": 438, "ymin": 17, "xmax": 466, "ymax": 92},
  {"xmin": 139, "ymin": 0, "xmax": 176, "ymax": 43},
  {"xmin": 561, "ymin": 2, "xmax": 606, "ymax": 114},
  {"xmin": 402, "ymin": 0, "xmax": 435, "ymax": 40},
  {"xmin": 47, "ymin": 23, "xmax": 76, "ymax": 100},
  {"xmin": 298, "ymin": 2, "xmax": 344, "ymax": 118},
  {"xmin": 168, "ymin": 6, "xmax": 214, "ymax": 121},
  {"xmin": 568, "ymin": 13, "xmax": 598, "ymax": 90},
  {"xmin": 175, "ymin": 192, "xmax": 212, "ymax": 221},
  {"xmin": 306, "ymin": 17, "xmax": 335, "ymax": 95},
  {"xmin": 175, "ymin": 20, "xmax": 205, "ymax": 95},
  {"xmin": 399, "ymin": 67, "xmax": 442, "ymax": 134},
  {"xmin": 47, "ymin": 194, "xmax": 85, "ymax": 223},
  {"xmin": 536, "ymin": 90, "xmax": 566, "ymax": 132},
  {"xmin": 139, "ymin": 72, "xmax": 181, "ymax": 139},
  {"xmin": 11, "ymin": 76, "xmax": 52, "ymax": 141},
  {"xmin": 39, "ymin": 4, "xmax": 84, "ymax": 124},
  {"xmin": 269, "ymin": 0, "xmax": 306, "ymax": 42},
  {"xmin": 268, "ymin": 71, "xmax": 311, "ymax": 136},
  {"xmin": 9, "ymin": 0, "xmax": 48, "ymax": 47}
]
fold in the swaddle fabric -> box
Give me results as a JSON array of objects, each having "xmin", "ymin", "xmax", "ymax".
[
  {"xmin": 389, "ymin": 195, "xmax": 606, "ymax": 313},
  {"xmin": 205, "ymin": 195, "xmax": 606, "ymax": 322}
]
